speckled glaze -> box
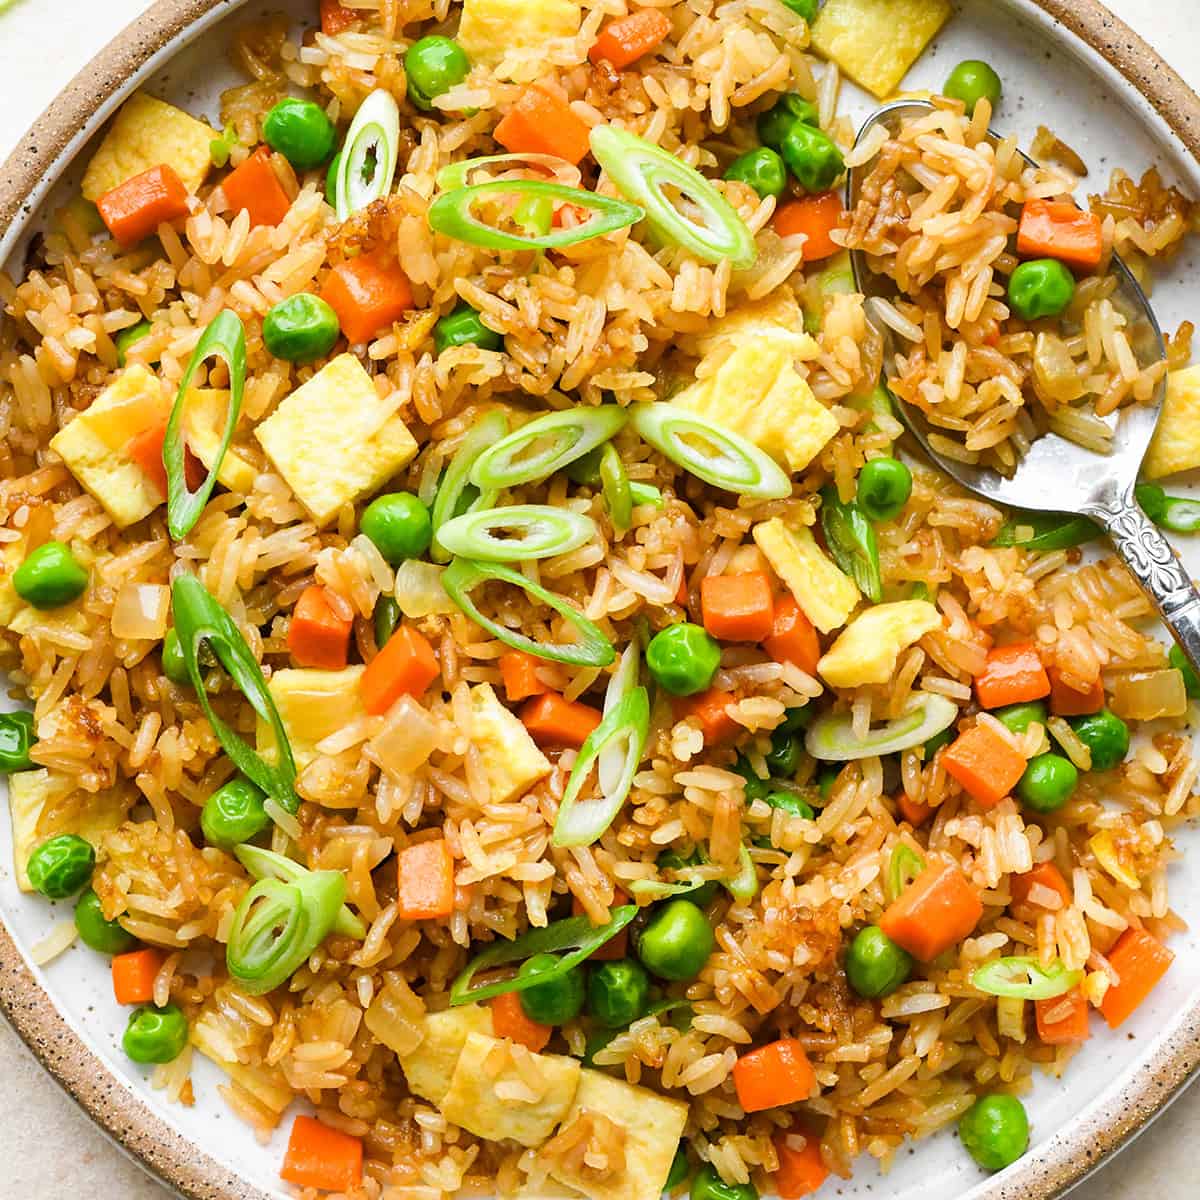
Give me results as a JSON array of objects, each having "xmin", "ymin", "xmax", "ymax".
[{"xmin": 0, "ymin": 3, "xmax": 1198, "ymax": 1198}]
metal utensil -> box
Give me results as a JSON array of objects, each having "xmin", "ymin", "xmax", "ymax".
[{"xmin": 846, "ymin": 99, "xmax": 1200, "ymax": 668}]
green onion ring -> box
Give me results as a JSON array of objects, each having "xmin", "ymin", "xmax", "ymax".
[
  {"xmin": 725, "ymin": 843, "xmax": 759, "ymax": 902},
  {"xmin": 435, "ymin": 504, "xmax": 597, "ymax": 562},
  {"xmin": 970, "ymin": 956, "xmax": 1083, "ymax": 1001},
  {"xmin": 431, "ymin": 410, "xmax": 508, "ymax": 564},
  {"xmin": 235, "ymin": 845, "xmax": 365, "ymax": 939},
  {"xmin": 629, "ymin": 403, "xmax": 791, "ymax": 499},
  {"xmin": 599, "ymin": 444, "xmax": 632, "ymax": 535},
  {"xmin": 515, "ymin": 194, "xmax": 554, "ymax": 238},
  {"xmin": 887, "ymin": 843, "xmax": 927, "ymax": 903},
  {"xmin": 436, "ymin": 153, "xmax": 582, "ymax": 191},
  {"xmin": 590, "ymin": 126, "xmax": 757, "ymax": 269},
  {"xmin": 806, "ymin": 693, "xmax": 958, "ymax": 762},
  {"xmin": 335, "ymin": 88, "xmax": 400, "ymax": 221},
  {"xmin": 1136, "ymin": 483, "xmax": 1200, "ymax": 534},
  {"xmin": 164, "ymin": 310, "xmax": 245, "ymax": 540},
  {"xmin": 820, "ymin": 485, "xmax": 882, "ymax": 603},
  {"xmin": 442, "ymin": 557, "xmax": 615, "ymax": 667}
]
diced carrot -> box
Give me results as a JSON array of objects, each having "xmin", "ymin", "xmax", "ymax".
[
  {"xmin": 1048, "ymin": 667, "xmax": 1104, "ymax": 716},
  {"xmin": 1036, "ymin": 988, "xmax": 1091, "ymax": 1045},
  {"xmin": 732, "ymin": 1038, "xmax": 815, "ymax": 1113},
  {"xmin": 773, "ymin": 192, "xmax": 845, "ymax": 263},
  {"xmin": 520, "ymin": 691, "xmax": 602, "ymax": 748},
  {"xmin": 773, "ymin": 1126, "xmax": 829, "ymax": 1199},
  {"xmin": 320, "ymin": 250, "xmax": 414, "ymax": 345},
  {"xmin": 974, "ymin": 642, "xmax": 1050, "ymax": 709},
  {"xmin": 96, "ymin": 164, "xmax": 190, "ymax": 248},
  {"xmin": 111, "ymin": 948, "xmax": 163, "ymax": 1005},
  {"xmin": 897, "ymin": 793, "xmax": 935, "ymax": 827},
  {"xmin": 763, "ymin": 593, "xmax": 820, "ymax": 676},
  {"xmin": 281, "ymin": 1115, "xmax": 363, "ymax": 1193},
  {"xmin": 287, "ymin": 585, "xmax": 353, "ymax": 671},
  {"xmin": 493, "ymin": 81, "xmax": 592, "ymax": 166},
  {"xmin": 1099, "ymin": 927, "xmax": 1174, "ymax": 1028},
  {"xmin": 572, "ymin": 890, "xmax": 630, "ymax": 960},
  {"xmin": 701, "ymin": 570, "xmax": 775, "ymax": 643},
  {"xmin": 396, "ymin": 838, "xmax": 456, "ymax": 920},
  {"xmin": 500, "ymin": 649, "xmax": 544, "ymax": 702},
  {"xmin": 941, "ymin": 722, "xmax": 1027, "ymax": 809},
  {"xmin": 124, "ymin": 421, "xmax": 169, "ymax": 498},
  {"xmin": 671, "ymin": 688, "xmax": 739, "ymax": 745},
  {"xmin": 319, "ymin": 0, "xmax": 358, "ymax": 35},
  {"xmin": 588, "ymin": 9, "xmax": 672, "ymax": 71},
  {"xmin": 221, "ymin": 145, "xmax": 291, "ymax": 228},
  {"xmin": 490, "ymin": 989, "xmax": 552, "ymax": 1052},
  {"xmin": 880, "ymin": 858, "xmax": 983, "ymax": 962},
  {"xmin": 360, "ymin": 623, "xmax": 439, "ymax": 715},
  {"xmin": 1011, "ymin": 861, "xmax": 1072, "ymax": 909},
  {"xmin": 1017, "ymin": 198, "xmax": 1103, "ymax": 273}
]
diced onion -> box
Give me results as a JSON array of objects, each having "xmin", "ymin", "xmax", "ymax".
[
  {"xmin": 394, "ymin": 560, "xmax": 456, "ymax": 617},
  {"xmin": 111, "ymin": 583, "xmax": 170, "ymax": 640},
  {"xmin": 1108, "ymin": 669, "xmax": 1187, "ymax": 721},
  {"xmin": 368, "ymin": 694, "xmax": 438, "ymax": 776}
]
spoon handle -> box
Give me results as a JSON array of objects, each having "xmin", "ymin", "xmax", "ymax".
[{"xmin": 1085, "ymin": 498, "xmax": 1200, "ymax": 671}]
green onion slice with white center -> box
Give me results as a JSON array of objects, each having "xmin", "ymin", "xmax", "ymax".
[
  {"xmin": 970, "ymin": 956, "xmax": 1083, "ymax": 1001},
  {"xmin": 887, "ymin": 843, "xmax": 926, "ymax": 903},
  {"xmin": 235, "ymin": 845, "xmax": 365, "ymax": 939},
  {"xmin": 436, "ymin": 153, "xmax": 582, "ymax": 191},
  {"xmin": 335, "ymin": 88, "xmax": 400, "ymax": 221},
  {"xmin": 725, "ymin": 843, "xmax": 760, "ymax": 902},
  {"xmin": 435, "ymin": 504, "xmax": 597, "ymax": 562},
  {"xmin": 806, "ymin": 693, "xmax": 959, "ymax": 762},
  {"xmin": 430, "ymin": 410, "xmax": 508, "ymax": 564},
  {"xmin": 599, "ymin": 443, "xmax": 632, "ymax": 535}
]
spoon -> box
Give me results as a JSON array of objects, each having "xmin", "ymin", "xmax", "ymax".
[{"xmin": 845, "ymin": 99, "xmax": 1200, "ymax": 670}]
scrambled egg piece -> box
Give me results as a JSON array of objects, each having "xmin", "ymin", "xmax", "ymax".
[
  {"xmin": 691, "ymin": 291, "xmax": 819, "ymax": 360},
  {"xmin": 818, "ymin": 599, "xmax": 942, "ymax": 688},
  {"xmin": 1143, "ymin": 365, "xmax": 1200, "ymax": 479},
  {"xmin": 183, "ymin": 389, "xmax": 258, "ymax": 493},
  {"xmin": 753, "ymin": 519, "xmax": 859, "ymax": 633},
  {"xmin": 811, "ymin": 0, "xmax": 952, "ymax": 99},
  {"xmin": 543, "ymin": 1070, "xmax": 689, "ymax": 1200},
  {"xmin": 470, "ymin": 683, "xmax": 552, "ymax": 802},
  {"xmin": 257, "ymin": 667, "xmax": 366, "ymax": 771},
  {"xmin": 458, "ymin": 0, "xmax": 582, "ymax": 65},
  {"xmin": 8, "ymin": 769, "xmax": 125, "ymax": 892},
  {"xmin": 191, "ymin": 1011, "xmax": 293, "ymax": 1124},
  {"xmin": 674, "ymin": 340, "xmax": 839, "ymax": 473},
  {"xmin": 0, "ymin": 538, "xmax": 26, "ymax": 627},
  {"xmin": 50, "ymin": 365, "xmax": 169, "ymax": 528},
  {"xmin": 8, "ymin": 603, "xmax": 91, "ymax": 639},
  {"xmin": 254, "ymin": 354, "xmax": 419, "ymax": 527},
  {"xmin": 395, "ymin": 1005, "xmax": 495, "ymax": 1103},
  {"xmin": 439, "ymin": 1031, "xmax": 582, "ymax": 1147},
  {"xmin": 81, "ymin": 91, "xmax": 214, "ymax": 201}
]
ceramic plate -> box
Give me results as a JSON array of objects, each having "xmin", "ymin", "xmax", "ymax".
[{"xmin": 1, "ymin": 2, "xmax": 1199, "ymax": 1197}]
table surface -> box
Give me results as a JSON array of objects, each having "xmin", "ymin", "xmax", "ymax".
[{"xmin": 0, "ymin": 0, "xmax": 1197, "ymax": 1196}]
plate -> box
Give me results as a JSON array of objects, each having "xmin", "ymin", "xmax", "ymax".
[{"xmin": 0, "ymin": 2, "xmax": 1198, "ymax": 1197}]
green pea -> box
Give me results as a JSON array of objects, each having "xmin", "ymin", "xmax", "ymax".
[
  {"xmin": 262, "ymin": 97, "xmax": 337, "ymax": 171},
  {"xmin": 361, "ymin": 492, "xmax": 433, "ymax": 564},
  {"xmin": 434, "ymin": 302, "xmax": 503, "ymax": 355},
  {"xmin": 943, "ymin": 60, "xmax": 1003, "ymax": 117},
  {"xmin": 1008, "ymin": 259, "xmax": 1076, "ymax": 321},
  {"xmin": 764, "ymin": 727, "xmax": 803, "ymax": 777},
  {"xmin": 517, "ymin": 952, "xmax": 585, "ymax": 1025},
  {"xmin": 13, "ymin": 541, "xmax": 88, "ymax": 609},
  {"xmin": 325, "ymin": 151, "xmax": 342, "ymax": 208},
  {"xmin": 374, "ymin": 594, "xmax": 400, "ymax": 649},
  {"xmin": 922, "ymin": 726, "xmax": 954, "ymax": 761},
  {"xmin": 657, "ymin": 850, "xmax": 719, "ymax": 906},
  {"xmin": 857, "ymin": 458, "xmax": 913, "ymax": 522},
  {"xmin": 780, "ymin": 0, "xmax": 817, "ymax": 19},
  {"xmin": 780, "ymin": 122, "xmax": 845, "ymax": 193},
  {"xmin": 0, "ymin": 711, "xmax": 36, "ymax": 773},
  {"xmin": 816, "ymin": 764, "xmax": 839, "ymax": 800},
  {"xmin": 1169, "ymin": 643, "xmax": 1200, "ymax": 699},
  {"xmin": 27, "ymin": 834, "xmax": 95, "ymax": 900},
  {"xmin": 200, "ymin": 778, "xmax": 269, "ymax": 850},
  {"xmin": 666, "ymin": 1144, "xmax": 691, "ymax": 1192},
  {"xmin": 123, "ymin": 1003, "xmax": 189, "ymax": 1065},
  {"xmin": 764, "ymin": 790, "xmax": 814, "ymax": 820},
  {"xmin": 723, "ymin": 148, "xmax": 787, "ymax": 200},
  {"xmin": 1016, "ymin": 752, "xmax": 1078, "ymax": 813},
  {"xmin": 645, "ymin": 623, "xmax": 720, "ymax": 696},
  {"xmin": 757, "ymin": 94, "xmax": 819, "ymax": 151},
  {"xmin": 160, "ymin": 629, "xmax": 190, "ymax": 686},
  {"xmin": 637, "ymin": 899, "xmax": 714, "ymax": 982},
  {"xmin": 1069, "ymin": 709, "xmax": 1130, "ymax": 772},
  {"xmin": 262, "ymin": 293, "xmax": 341, "ymax": 364},
  {"xmin": 958, "ymin": 1093, "xmax": 1029, "ymax": 1171},
  {"xmin": 690, "ymin": 1164, "xmax": 757, "ymax": 1200},
  {"xmin": 587, "ymin": 958, "xmax": 650, "ymax": 1028},
  {"xmin": 845, "ymin": 925, "xmax": 913, "ymax": 999},
  {"xmin": 993, "ymin": 701, "xmax": 1048, "ymax": 736},
  {"xmin": 405, "ymin": 35, "xmax": 470, "ymax": 110},
  {"xmin": 114, "ymin": 320, "xmax": 153, "ymax": 367},
  {"xmin": 74, "ymin": 889, "xmax": 136, "ymax": 955}
]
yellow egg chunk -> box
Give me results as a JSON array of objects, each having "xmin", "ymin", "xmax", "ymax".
[
  {"xmin": 469, "ymin": 683, "xmax": 552, "ymax": 802},
  {"xmin": 458, "ymin": 0, "xmax": 582, "ymax": 65},
  {"xmin": 393, "ymin": 1006, "xmax": 496, "ymax": 1104},
  {"xmin": 182, "ymin": 389, "xmax": 258, "ymax": 494},
  {"xmin": 1142, "ymin": 364, "xmax": 1200, "ymax": 479},
  {"xmin": 753, "ymin": 518, "xmax": 859, "ymax": 633},
  {"xmin": 817, "ymin": 599, "xmax": 942, "ymax": 688},
  {"xmin": 257, "ymin": 666, "xmax": 366, "ymax": 771},
  {"xmin": 254, "ymin": 354, "xmax": 419, "ymax": 527},
  {"xmin": 691, "ymin": 291, "xmax": 820, "ymax": 359}
]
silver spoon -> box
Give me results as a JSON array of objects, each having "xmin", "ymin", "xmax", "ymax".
[{"xmin": 845, "ymin": 99, "xmax": 1200, "ymax": 670}]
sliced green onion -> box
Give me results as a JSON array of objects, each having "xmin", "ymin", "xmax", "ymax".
[
  {"xmin": 209, "ymin": 124, "xmax": 239, "ymax": 168},
  {"xmin": 1136, "ymin": 483, "xmax": 1200, "ymax": 534},
  {"xmin": 442, "ymin": 557, "xmax": 615, "ymax": 667},
  {"xmin": 450, "ymin": 905, "xmax": 637, "ymax": 1005},
  {"xmin": 991, "ymin": 512, "xmax": 1101, "ymax": 552},
  {"xmin": 630, "ymin": 403, "xmax": 791, "ymax": 500},
  {"xmin": 226, "ymin": 872, "xmax": 345, "ymax": 995},
  {"xmin": 887, "ymin": 844, "xmax": 926, "ymax": 902},
  {"xmin": 970, "ymin": 956, "xmax": 1083, "ymax": 1001},
  {"xmin": 630, "ymin": 481, "xmax": 664, "ymax": 508},
  {"xmin": 590, "ymin": 126, "xmax": 757, "ymax": 269},
  {"xmin": 847, "ymin": 382, "xmax": 897, "ymax": 436},
  {"xmin": 164, "ymin": 310, "xmax": 245, "ymax": 539},
  {"xmin": 820, "ymin": 485, "xmax": 881, "ymax": 603},
  {"xmin": 431, "ymin": 410, "xmax": 508, "ymax": 564},
  {"xmin": 470, "ymin": 407, "xmax": 628, "ymax": 490},
  {"xmin": 600, "ymin": 444, "xmax": 633, "ymax": 534},
  {"xmin": 515, "ymin": 194, "xmax": 554, "ymax": 238},
  {"xmin": 725, "ymin": 843, "xmax": 759, "ymax": 902},
  {"xmin": 435, "ymin": 504, "xmax": 597, "ymax": 562},
  {"xmin": 171, "ymin": 574, "xmax": 297, "ymax": 814},
  {"xmin": 234, "ymin": 845, "xmax": 365, "ymax": 939},
  {"xmin": 586, "ymin": 997, "xmax": 692, "ymax": 1062},
  {"xmin": 806, "ymin": 693, "xmax": 959, "ymax": 762},
  {"xmin": 554, "ymin": 646, "xmax": 649, "ymax": 847},
  {"xmin": 335, "ymin": 88, "xmax": 400, "ymax": 221},
  {"xmin": 436, "ymin": 153, "xmax": 581, "ymax": 191},
  {"xmin": 428, "ymin": 180, "xmax": 643, "ymax": 252}
]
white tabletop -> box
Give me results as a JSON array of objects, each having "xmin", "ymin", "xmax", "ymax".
[{"xmin": 0, "ymin": 0, "xmax": 1197, "ymax": 1196}]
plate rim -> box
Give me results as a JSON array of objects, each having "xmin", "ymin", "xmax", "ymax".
[{"xmin": 0, "ymin": 2, "xmax": 1198, "ymax": 1198}]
